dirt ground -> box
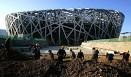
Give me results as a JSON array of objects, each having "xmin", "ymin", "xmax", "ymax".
[
  {"xmin": 0, "ymin": 52, "xmax": 131, "ymax": 77},
  {"xmin": 41, "ymin": 53, "xmax": 131, "ymax": 63}
]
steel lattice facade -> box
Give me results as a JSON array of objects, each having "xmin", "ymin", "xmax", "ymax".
[{"xmin": 5, "ymin": 9, "xmax": 124, "ymax": 45}]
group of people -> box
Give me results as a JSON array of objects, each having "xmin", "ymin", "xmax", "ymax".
[
  {"xmin": 48, "ymin": 47, "xmax": 85, "ymax": 62},
  {"xmin": 92, "ymin": 47, "xmax": 130, "ymax": 63},
  {"xmin": 106, "ymin": 50, "xmax": 130, "ymax": 63},
  {"xmin": 0, "ymin": 37, "xmax": 130, "ymax": 64},
  {"xmin": 30, "ymin": 44, "xmax": 130, "ymax": 64},
  {"xmin": 69, "ymin": 48, "xmax": 84, "ymax": 60}
]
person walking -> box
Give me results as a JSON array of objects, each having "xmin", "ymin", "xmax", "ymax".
[
  {"xmin": 48, "ymin": 50, "xmax": 54, "ymax": 60},
  {"xmin": 91, "ymin": 47, "xmax": 99, "ymax": 62},
  {"xmin": 33, "ymin": 44, "xmax": 40, "ymax": 59},
  {"xmin": 125, "ymin": 51, "xmax": 130, "ymax": 63},
  {"xmin": 106, "ymin": 50, "xmax": 114, "ymax": 63},
  {"xmin": 5, "ymin": 37, "xmax": 11, "ymax": 54},
  {"xmin": 70, "ymin": 48, "xmax": 76, "ymax": 59},
  {"xmin": 77, "ymin": 49, "xmax": 84, "ymax": 60},
  {"xmin": 57, "ymin": 46, "xmax": 66, "ymax": 62},
  {"xmin": 121, "ymin": 51, "xmax": 130, "ymax": 63}
]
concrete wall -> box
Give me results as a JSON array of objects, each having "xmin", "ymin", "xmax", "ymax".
[
  {"xmin": 0, "ymin": 29, "xmax": 7, "ymax": 35},
  {"xmin": 81, "ymin": 42, "xmax": 131, "ymax": 53}
]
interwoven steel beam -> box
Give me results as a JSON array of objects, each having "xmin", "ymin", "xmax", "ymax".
[{"xmin": 5, "ymin": 8, "xmax": 124, "ymax": 45}]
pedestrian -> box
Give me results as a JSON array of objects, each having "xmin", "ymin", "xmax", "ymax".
[
  {"xmin": 121, "ymin": 52, "xmax": 126, "ymax": 62},
  {"xmin": 5, "ymin": 37, "xmax": 11, "ymax": 52},
  {"xmin": 48, "ymin": 50, "xmax": 54, "ymax": 60},
  {"xmin": 125, "ymin": 51, "xmax": 130, "ymax": 62},
  {"xmin": 31, "ymin": 45, "xmax": 35, "ymax": 57},
  {"xmin": 91, "ymin": 47, "xmax": 99, "ymax": 62},
  {"xmin": 33, "ymin": 44, "xmax": 40, "ymax": 59},
  {"xmin": 77, "ymin": 49, "xmax": 84, "ymax": 60},
  {"xmin": 31, "ymin": 45, "xmax": 35, "ymax": 52},
  {"xmin": 70, "ymin": 48, "xmax": 76, "ymax": 59},
  {"xmin": 0, "ymin": 43, "xmax": 5, "ymax": 49},
  {"xmin": 106, "ymin": 50, "xmax": 114, "ymax": 63},
  {"xmin": 57, "ymin": 46, "xmax": 66, "ymax": 62},
  {"xmin": 121, "ymin": 51, "xmax": 130, "ymax": 63}
]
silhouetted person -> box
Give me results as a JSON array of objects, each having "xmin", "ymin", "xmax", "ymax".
[
  {"xmin": 31, "ymin": 45, "xmax": 35, "ymax": 52},
  {"xmin": 70, "ymin": 48, "xmax": 76, "ymax": 59},
  {"xmin": 125, "ymin": 51, "xmax": 130, "ymax": 62},
  {"xmin": 4, "ymin": 38, "xmax": 11, "ymax": 58},
  {"xmin": 57, "ymin": 47, "xmax": 66, "ymax": 62},
  {"xmin": 121, "ymin": 51, "xmax": 130, "ymax": 63},
  {"xmin": 92, "ymin": 48, "xmax": 99, "ymax": 62},
  {"xmin": 5, "ymin": 38, "xmax": 11, "ymax": 52},
  {"xmin": 121, "ymin": 52, "xmax": 126, "ymax": 61},
  {"xmin": 106, "ymin": 51, "xmax": 114, "ymax": 63},
  {"xmin": 48, "ymin": 50, "xmax": 54, "ymax": 60},
  {"xmin": 33, "ymin": 44, "xmax": 40, "ymax": 59},
  {"xmin": 77, "ymin": 49, "xmax": 84, "ymax": 60},
  {"xmin": 0, "ymin": 43, "xmax": 5, "ymax": 49}
]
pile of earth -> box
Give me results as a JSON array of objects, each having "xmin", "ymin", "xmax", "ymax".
[{"xmin": 0, "ymin": 59, "xmax": 131, "ymax": 77}]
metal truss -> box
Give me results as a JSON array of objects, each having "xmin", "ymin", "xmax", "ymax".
[{"xmin": 5, "ymin": 8, "xmax": 124, "ymax": 45}]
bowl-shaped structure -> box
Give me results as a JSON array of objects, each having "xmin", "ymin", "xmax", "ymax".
[{"xmin": 5, "ymin": 8, "xmax": 124, "ymax": 45}]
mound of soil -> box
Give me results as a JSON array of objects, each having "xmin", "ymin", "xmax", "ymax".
[{"xmin": 0, "ymin": 59, "xmax": 131, "ymax": 77}]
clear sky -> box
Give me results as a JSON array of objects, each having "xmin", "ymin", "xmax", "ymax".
[{"xmin": 0, "ymin": 0, "xmax": 130, "ymax": 32}]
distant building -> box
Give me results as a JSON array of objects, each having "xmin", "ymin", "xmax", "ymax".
[
  {"xmin": 5, "ymin": 8, "xmax": 124, "ymax": 45},
  {"xmin": 120, "ymin": 32, "xmax": 131, "ymax": 37},
  {"xmin": 119, "ymin": 32, "xmax": 131, "ymax": 41},
  {"xmin": 0, "ymin": 29, "xmax": 7, "ymax": 36}
]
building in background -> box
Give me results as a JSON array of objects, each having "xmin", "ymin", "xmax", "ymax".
[
  {"xmin": 0, "ymin": 29, "xmax": 7, "ymax": 36},
  {"xmin": 5, "ymin": 8, "xmax": 124, "ymax": 45}
]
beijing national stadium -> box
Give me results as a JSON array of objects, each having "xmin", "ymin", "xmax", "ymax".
[{"xmin": 5, "ymin": 8, "xmax": 124, "ymax": 45}]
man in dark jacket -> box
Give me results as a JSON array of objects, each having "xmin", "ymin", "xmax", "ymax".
[
  {"xmin": 77, "ymin": 49, "xmax": 84, "ymax": 60},
  {"xmin": 5, "ymin": 38, "xmax": 11, "ymax": 52},
  {"xmin": 106, "ymin": 51, "xmax": 114, "ymax": 63},
  {"xmin": 70, "ymin": 48, "xmax": 76, "ymax": 59},
  {"xmin": 125, "ymin": 51, "xmax": 130, "ymax": 62},
  {"xmin": 121, "ymin": 51, "xmax": 130, "ymax": 63},
  {"xmin": 92, "ymin": 47, "xmax": 99, "ymax": 62},
  {"xmin": 57, "ymin": 47, "xmax": 66, "ymax": 62},
  {"xmin": 33, "ymin": 44, "xmax": 40, "ymax": 59},
  {"xmin": 48, "ymin": 50, "xmax": 54, "ymax": 60}
]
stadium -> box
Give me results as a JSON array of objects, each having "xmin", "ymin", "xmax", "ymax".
[{"xmin": 5, "ymin": 8, "xmax": 124, "ymax": 45}]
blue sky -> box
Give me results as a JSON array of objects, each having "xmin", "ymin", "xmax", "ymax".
[{"xmin": 0, "ymin": 0, "xmax": 130, "ymax": 32}]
